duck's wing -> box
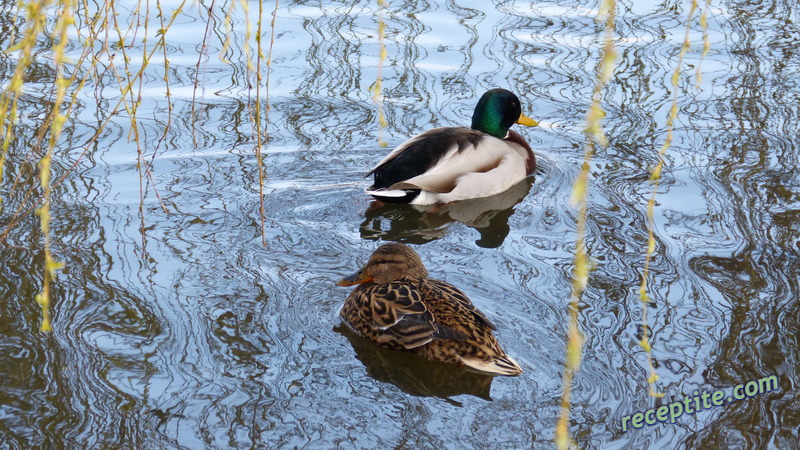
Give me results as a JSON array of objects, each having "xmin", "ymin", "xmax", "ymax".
[
  {"xmin": 360, "ymin": 282, "xmax": 466, "ymax": 349},
  {"xmin": 426, "ymin": 279, "xmax": 497, "ymax": 331},
  {"xmin": 386, "ymin": 136, "xmax": 522, "ymax": 196},
  {"xmin": 367, "ymin": 127, "xmax": 486, "ymax": 189},
  {"xmin": 424, "ymin": 280, "xmax": 522, "ymax": 376}
]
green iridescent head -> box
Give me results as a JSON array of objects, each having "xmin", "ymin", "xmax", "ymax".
[{"xmin": 471, "ymin": 88, "xmax": 538, "ymax": 138}]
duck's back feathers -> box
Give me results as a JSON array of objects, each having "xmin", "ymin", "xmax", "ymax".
[{"xmin": 345, "ymin": 279, "xmax": 466, "ymax": 350}]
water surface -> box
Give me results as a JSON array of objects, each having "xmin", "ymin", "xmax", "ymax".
[{"xmin": 0, "ymin": 0, "xmax": 798, "ymax": 448}]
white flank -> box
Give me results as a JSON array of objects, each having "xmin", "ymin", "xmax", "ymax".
[{"xmin": 365, "ymin": 188, "xmax": 409, "ymax": 198}]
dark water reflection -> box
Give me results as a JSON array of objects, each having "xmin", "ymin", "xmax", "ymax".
[
  {"xmin": 335, "ymin": 324, "xmax": 495, "ymax": 402},
  {"xmin": 1, "ymin": 0, "xmax": 799, "ymax": 448},
  {"xmin": 360, "ymin": 178, "xmax": 532, "ymax": 247}
]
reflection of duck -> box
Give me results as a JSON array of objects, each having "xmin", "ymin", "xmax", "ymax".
[
  {"xmin": 366, "ymin": 89, "xmax": 538, "ymax": 205},
  {"xmin": 361, "ymin": 177, "xmax": 531, "ymax": 247},
  {"xmin": 334, "ymin": 324, "xmax": 495, "ymax": 402},
  {"xmin": 336, "ymin": 243, "xmax": 522, "ymax": 376}
]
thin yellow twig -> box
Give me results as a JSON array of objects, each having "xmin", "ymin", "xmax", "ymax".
[
  {"xmin": 638, "ymin": 0, "xmax": 699, "ymax": 400},
  {"xmin": 555, "ymin": 0, "xmax": 617, "ymax": 447},
  {"xmin": 370, "ymin": 0, "xmax": 388, "ymax": 148},
  {"xmin": 251, "ymin": 0, "xmax": 279, "ymax": 247},
  {"xmin": 1, "ymin": 0, "xmax": 106, "ymax": 243},
  {"xmin": 1, "ymin": 0, "xmax": 189, "ymax": 242},
  {"xmin": 192, "ymin": 0, "xmax": 218, "ymax": 148},
  {"xmin": 35, "ymin": 0, "xmax": 76, "ymax": 331},
  {"xmin": 253, "ymin": 0, "xmax": 267, "ymax": 247},
  {"xmin": 0, "ymin": 0, "xmax": 55, "ymax": 205},
  {"xmin": 695, "ymin": 0, "xmax": 712, "ymax": 86}
]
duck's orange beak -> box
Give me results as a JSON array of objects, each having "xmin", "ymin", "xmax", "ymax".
[
  {"xmin": 516, "ymin": 113, "xmax": 539, "ymax": 127},
  {"xmin": 336, "ymin": 269, "xmax": 373, "ymax": 286}
]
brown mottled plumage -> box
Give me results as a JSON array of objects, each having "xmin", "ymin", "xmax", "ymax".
[{"xmin": 336, "ymin": 243, "xmax": 522, "ymax": 376}]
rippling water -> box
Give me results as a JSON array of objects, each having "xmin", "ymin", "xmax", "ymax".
[{"xmin": 1, "ymin": 0, "xmax": 798, "ymax": 448}]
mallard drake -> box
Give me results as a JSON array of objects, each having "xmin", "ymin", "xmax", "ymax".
[
  {"xmin": 336, "ymin": 243, "xmax": 522, "ymax": 376},
  {"xmin": 365, "ymin": 88, "xmax": 538, "ymax": 205}
]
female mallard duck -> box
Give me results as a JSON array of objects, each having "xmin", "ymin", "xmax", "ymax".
[
  {"xmin": 366, "ymin": 88, "xmax": 538, "ymax": 205},
  {"xmin": 336, "ymin": 243, "xmax": 522, "ymax": 376}
]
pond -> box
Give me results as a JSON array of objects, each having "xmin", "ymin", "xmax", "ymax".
[{"xmin": 0, "ymin": 0, "xmax": 798, "ymax": 448}]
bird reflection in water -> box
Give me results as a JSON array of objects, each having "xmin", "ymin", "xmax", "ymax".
[
  {"xmin": 334, "ymin": 324, "xmax": 495, "ymax": 404},
  {"xmin": 360, "ymin": 178, "xmax": 532, "ymax": 248}
]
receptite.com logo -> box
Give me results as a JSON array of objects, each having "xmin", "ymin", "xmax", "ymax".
[{"xmin": 621, "ymin": 375, "xmax": 780, "ymax": 432}]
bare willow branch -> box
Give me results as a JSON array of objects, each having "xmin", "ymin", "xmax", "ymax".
[
  {"xmin": 637, "ymin": 0, "xmax": 699, "ymax": 400},
  {"xmin": 555, "ymin": 0, "xmax": 617, "ymax": 447}
]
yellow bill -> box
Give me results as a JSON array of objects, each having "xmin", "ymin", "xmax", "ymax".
[{"xmin": 516, "ymin": 113, "xmax": 539, "ymax": 127}]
